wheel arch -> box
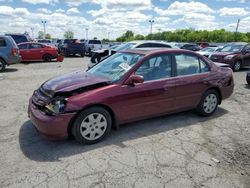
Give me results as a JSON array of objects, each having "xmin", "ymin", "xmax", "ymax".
[
  {"xmin": 205, "ymin": 87, "xmax": 222, "ymax": 104},
  {"xmin": 0, "ymin": 56, "xmax": 7, "ymax": 64},
  {"xmin": 67, "ymin": 103, "xmax": 119, "ymax": 137}
]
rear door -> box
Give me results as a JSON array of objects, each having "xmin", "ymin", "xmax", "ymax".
[
  {"xmin": 174, "ymin": 53, "xmax": 210, "ymax": 110},
  {"xmin": 18, "ymin": 44, "xmax": 30, "ymax": 61}
]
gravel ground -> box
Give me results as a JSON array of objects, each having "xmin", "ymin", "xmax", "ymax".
[{"xmin": 0, "ymin": 57, "xmax": 249, "ymax": 188}]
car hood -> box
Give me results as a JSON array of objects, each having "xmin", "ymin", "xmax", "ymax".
[{"xmin": 41, "ymin": 71, "xmax": 111, "ymax": 96}]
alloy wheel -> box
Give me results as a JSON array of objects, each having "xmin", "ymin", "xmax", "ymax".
[
  {"xmin": 203, "ymin": 93, "xmax": 218, "ymax": 114},
  {"xmin": 80, "ymin": 113, "xmax": 107, "ymax": 141}
]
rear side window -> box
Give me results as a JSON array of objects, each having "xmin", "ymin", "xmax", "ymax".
[
  {"xmin": 29, "ymin": 44, "xmax": 44, "ymax": 49},
  {"xmin": 175, "ymin": 54, "xmax": 209, "ymax": 76},
  {"xmin": 0, "ymin": 38, "xmax": 7, "ymax": 47},
  {"xmin": 10, "ymin": 35, "xmax": 28, "ymax": 44}
]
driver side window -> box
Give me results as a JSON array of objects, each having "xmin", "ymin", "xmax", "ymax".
[{"xmin": 135, "ymin": 55, "xmax": 172, "ymax": 81}]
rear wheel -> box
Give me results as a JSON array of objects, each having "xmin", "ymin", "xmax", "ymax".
[
  {"xmin": 43, "ymin": 54, "xmax": 52, "ymax": 62},
  {"xmin": 72, "ymin": 107, "xmax": 112, "ymax": 144},
  {"xmin": 0, "ymin": 59, "xmax": 6, "ymax": 72},
  {"xmin": 233, "ymin": 61, "xmax": 241, "ymax": 72},
  {"xmin": 196, "ymin": 90, "xmax": 219, "ymax": 116}
]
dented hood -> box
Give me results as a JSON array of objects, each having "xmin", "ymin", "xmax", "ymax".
[{"xmin": 41, "ymin": 71, "xmax": 111, "ymax": 95}]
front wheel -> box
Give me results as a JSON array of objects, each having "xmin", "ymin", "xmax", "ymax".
[
  {"xmin": 233, "ymin": 61, "xmax": 241, "ymax": 72},
  {"xmin": 0, "ymin": 59, "xmax": 6, "ymax": 72},
  {"xmin": 196, "ymin": 90, "xmax": 219, "ymax": 116},
  {"xmin": 72, "ymin": 107, "xmax": 112, "ymax": 144}
]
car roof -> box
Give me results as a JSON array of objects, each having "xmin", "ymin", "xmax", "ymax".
[
  {"xmin": 18, "ymin": 42, "xmax": 46, "ymax": 45},
  {"xmin": 122, "ymin": 48, "xmax": 196, "ymax": 56}
]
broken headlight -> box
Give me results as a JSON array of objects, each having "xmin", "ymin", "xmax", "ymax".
[{"xmin": 45, "ymin": 98, "xmax": 67, "ymax": 114}]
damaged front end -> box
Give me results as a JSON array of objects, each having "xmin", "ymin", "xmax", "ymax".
[{"xmin": 31, "ymin": 82, "xmax": 110, "ymax": 116}]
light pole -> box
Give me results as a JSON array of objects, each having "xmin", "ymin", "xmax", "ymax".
[
  {"xmin": 235, "ymin": 19, "xmax": 240, "ymax": 41},
  {"xmin": 30, "ymin": 27, "xmax": 34, "ymax": 39},
  {"xmin": 149, "ymin": 19, "xmax": 154, "ymax": 35},
  {"xmin": 41, "ymin": 21, "xmax": 47, "ymax": 39},
  {"xmin": 85, "ymin": 28, "xmax": 89, "ymax": 40}
]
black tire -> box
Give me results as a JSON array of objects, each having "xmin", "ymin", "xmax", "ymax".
[
  {"xmin": 232, "ymin": 61, "xmax": 241, "ymax": 72},
  {"xmin": 0, "ymin": 59, "xmax": 6, "ymax": 72},
  {"xmin": 43, "ymin": 54, "xmax": 52, "ymax": 62},
  {"xmin": 196, "ymin": 90, "xmax": 219, "ymax": 117},
  {"xmin": 81, "ymin": 52, "xmax": 85, "ymax": 57},
  {"xmin": 72, "ymin": 107, "xmax": 112, "ymax": 144},
  {"xmin": 247, "ymin": 78, "xmax": 250, "ymax": 85}
]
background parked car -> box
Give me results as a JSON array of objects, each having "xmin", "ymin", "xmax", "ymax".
[
  {"xmin": 18, "ymin": 42, "xmax": 63, "ymax": 62},
  {"xmin": 0, "ymin": 35, "xmax": 21, "ymax": 72},
  {"xmin": 179, "ymin": 43, "xmax": 201, "ymax": 51},
  {"xmin": 58, "ymin": 39, "xmax": 85, "ymax": 57},
  {"xmin": 89, "ymin": 40, "xmax": 176, "ymax": 68},
  {"xmin": 197, "ymin": 46, "xmax": 222, "ymax": 57},
  {"xmin": 84, "ymin": 40, "xmax": 104, "ymax": 55},
  {"xmin": 209, "ymin": 42, "xmax": 250, "ymax": 71},
  {"xmin": 5, "ymin": 33, "xmax": 31, "ymax": 44}
]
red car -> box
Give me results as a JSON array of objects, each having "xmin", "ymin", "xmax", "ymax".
[
  {"xmin": 18, "ymin": 42, "xmax": 63, "ymax": 62},
  {"xmin": 28, "ymin": 49, "xmax": 234, "ymax": 144}
]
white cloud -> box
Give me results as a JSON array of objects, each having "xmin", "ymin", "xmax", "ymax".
[
  {"xmin": 64, "ymin": 0, "xmax": 99, "ymax": 6},
  {"xmin": 55, "ymin": 8, "xmax": 65, "ymax": 13},
  {"xmin": 218, "ymin": 7, "xmax": 249, "ymax": 16},
  {"xmin": 154, "ymin": 1, "xmax": 214, "ymax": 16},
  {"xmin": 67, "ymin": 7, "xmax": 80, "ymax": 14},
  {"xmin": 22, "ymin": 0, "xmax": 58, "ymax": 4},
  {"xmin": 0, "ymin": 6, "xmax": 29, "ymax": 16},
  {"xmin": 37, "ymin": 8, "xmax": 52, "ymax": 14}
]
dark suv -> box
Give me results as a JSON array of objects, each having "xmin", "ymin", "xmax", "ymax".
[
  {"xmin": 58, "ymin": 39, "xmax": 85, "ymax": 57},
  {"xmin": 209, "ymin": 42, "xmax": 250, "ymax": 71},
  {"xmin": 5, "ymin": 33, "xmax": 31, "ymax": 44},
  {"xmin": 0, "ymin": 36, "xmax": 21, "ymax": 72}
]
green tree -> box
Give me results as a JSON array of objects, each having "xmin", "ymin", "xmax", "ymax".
[
  {"xmin": 38, "ymin": 31, "xmax": 44, "ymax": 39},
  {"xmin": 64, "ymin": 31, "xmax": 74, "ymax": 39},
  {"xmin": 45, "ymin": 33, "xmax": 51, "ymax": 39}
]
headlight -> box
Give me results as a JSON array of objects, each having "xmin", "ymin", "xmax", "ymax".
[
  {"xmin": 224, "ymin": 55, "xmax": 234, "ymax": 60},
  {"xmin": 45, "ymin": 98, "xmax": 67, "ymax": 114}
]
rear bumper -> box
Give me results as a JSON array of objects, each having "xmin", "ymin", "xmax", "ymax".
[
  {"xmin": 28, "ymin": 99, "xmax": 76, "ymax": 139},
  {"xmin": 8, "ymin": 55, "xmax": 22, "ymax": 65}
]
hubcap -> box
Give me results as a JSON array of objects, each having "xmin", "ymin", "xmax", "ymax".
[
  {"xmin": 80, "ymin": 113, "xmax": 107, "ymax": 141},
  {"xmin": 203, "ymin": 94, "xmax": 217, "ymax": 114},
  {"xmin": 234, "ymin": 62, "xmax": 241, "ymax": 71}
]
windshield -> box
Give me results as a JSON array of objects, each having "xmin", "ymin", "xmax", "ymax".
[
  {"xmin": 220, "ymin": 44, "xmax": 244, "ymax": 52},
  {"xmin": 115, "ymin": 43, "xmax": 136, "ymax": 51},
  {"xmin": 88, "ymin": 52, "xmax": 144, "ymax": 82}
]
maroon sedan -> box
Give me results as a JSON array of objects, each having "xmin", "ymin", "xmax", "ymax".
[
  {"xmin": 18, "ymin": 42, "xmax": 64, "ymax": 62},
  {"xmin": 209, "ymin": 42, "xmax": 250, "ymax": 71},
  {"xmin": 28, "ymin": 49, "xmax": 234, "ymax": 144}
]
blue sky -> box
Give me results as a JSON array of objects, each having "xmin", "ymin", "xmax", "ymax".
[{"xmin": 0, "ymin": 0, "xmax": 250, "ymax": 39}]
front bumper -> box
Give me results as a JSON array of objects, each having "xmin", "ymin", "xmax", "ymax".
[{"xmin": 28, "ymin": 99, "xmax": 76, "ymax": 139}]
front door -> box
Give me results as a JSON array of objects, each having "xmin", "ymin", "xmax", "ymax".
[{"xmin": 114, "ymin": 54, "xmax": 176, "ymax": 123}]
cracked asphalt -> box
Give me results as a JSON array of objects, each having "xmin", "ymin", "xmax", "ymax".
[{"xmin": 0, "ymin": 57, "xmax": 249, "ymax": 188}]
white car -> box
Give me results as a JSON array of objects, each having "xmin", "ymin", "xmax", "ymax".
[
  {"xmin": 88, "ymin": 40, "xmax": 178, "ymax": 68},
  {"xmin": 197, "ymin": 47, "xmax": 222, "ymax": 57}
]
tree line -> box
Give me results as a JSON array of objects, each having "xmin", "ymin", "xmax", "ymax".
[{"xmin": 116, "ymin": 29, "xmax": 250, "ymax": 43}]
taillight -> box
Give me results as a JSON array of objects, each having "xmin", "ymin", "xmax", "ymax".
[{"xmin": 11, "ymin": 48, "xmax": 18, "ymax": 56}]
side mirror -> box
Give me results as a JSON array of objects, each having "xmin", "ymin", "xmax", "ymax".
[{"xmin": 125, "ymin": 75, "xmax": 144, "ymax": 86}]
